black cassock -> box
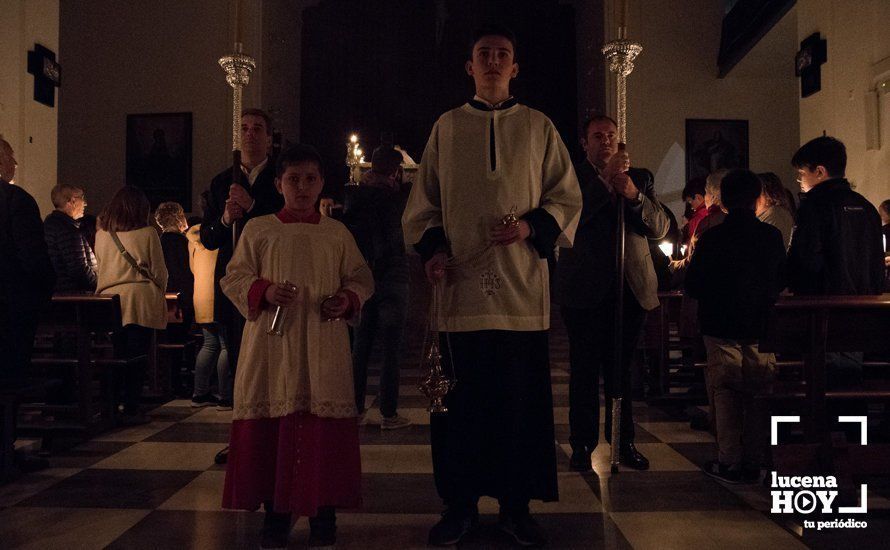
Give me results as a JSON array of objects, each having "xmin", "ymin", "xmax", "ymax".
[{"xmin": 431, "ymin": 330, "xmax": 559, "ymax": 508}]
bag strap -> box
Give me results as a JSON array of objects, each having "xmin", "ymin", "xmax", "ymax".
[{"xmin": 109, "ymin": 230, "xmax": 164, "ymax": 290}]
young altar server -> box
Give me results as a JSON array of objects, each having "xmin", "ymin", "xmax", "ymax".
[
  {"xmin": 402, "ymin": 24, "xmax": 581, "ymax": 547},
  {"xmin": 220, "ymin": 144, "xmax": 374, "ymax": 549}
]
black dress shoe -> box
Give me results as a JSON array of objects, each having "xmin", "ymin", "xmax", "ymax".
[
  {"xmin": 308, "ymin": 506, "xmax": 336, "ymax": 547},
  {"xmin": 428, "ymin": 507, "xmax": 479, "ymax": 546},
  {"xmin": 498, "ymin": 510, "xmax": 547, "ymax": 547},
  {"xmin": 569, "ymin": 447, "xmax": 593, "ymax": 472},
  {"xmin": 618, "ymin": 443, "xmax": 650, "ymax": 470},
  {"xmin": 260, "ymin": 509, "xmax": 292, "ymax": 549}
]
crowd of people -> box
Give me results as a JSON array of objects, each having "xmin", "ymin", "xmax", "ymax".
[{"xmin": 1, "ymin": 22, "xmax": 889, "ymax": 549}]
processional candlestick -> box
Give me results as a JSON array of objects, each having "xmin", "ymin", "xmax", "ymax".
[
  {"xmin": 601, "ymin": 6, "xmax": 642, "ymax": 474},
  {"xmin": 219, "ymin": 0, "xmax": 256, "ymax": 246}
]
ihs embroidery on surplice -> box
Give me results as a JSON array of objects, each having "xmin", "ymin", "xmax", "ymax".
[{"xmin": 480, "ymin": 269, "xmax": 502, "ymax": 296}]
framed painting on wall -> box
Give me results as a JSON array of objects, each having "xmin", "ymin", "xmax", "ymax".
[
  {"xmin": 126, "ymin": 112, "xmax": 192, "ymax": 210},
  {"xmin": 685, "ymin": 119, "xmax": 749, "ymax": 182}
]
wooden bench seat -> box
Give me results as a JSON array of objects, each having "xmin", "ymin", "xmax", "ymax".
[{"xmin": 21, "ymin": 294, "xmax": 145, "ymax": 445}]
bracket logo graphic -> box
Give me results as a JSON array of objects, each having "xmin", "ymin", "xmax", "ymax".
[{"xmin": 770, "ymin": 415, "xmax": 869, "ymax": 526}]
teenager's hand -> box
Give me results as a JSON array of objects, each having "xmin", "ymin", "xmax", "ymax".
[
  {"xmin": 424, "ymin": 252, "xmax": 447, "ymax": 284},
  {"xmin": 228, "ymin": 184, "xmax": 254, "ymax": 211},
  {"xmin": 222, "ymin": 200, "xmax": 244, "ymax": 225},
  {"xmin": 490, "ymin": 220, "xmax": 531, "ymax": 246},
  {"xmin": 265, "ymin": 283, "xmax": 299, "ymax": 307},
  {"xmin": 321, "ymin": 291, "xmax": 349, "ymax": 319}
]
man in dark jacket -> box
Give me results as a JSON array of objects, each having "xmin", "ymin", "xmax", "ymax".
[
  {"xmin": 1, "ymin": 136, "xmax": 55, "ymax": 387},
  {"xmin": 43, "ymin": 184, "xmax": 97, "ymax": 292},
  {"xmin": 788, "ymin": 136, "xmax": 884, "ymax": 295},
  {"xmin": 344, "ymin": 145, "xmax": 411, "ymax": 429},
  {"xmin": 199, "ymin": 108, "xmax": 283, "ymax": 410},
  {"xmin": 686, "ymin": 169, "xmax": 785, "ymax": 484},
  {"xmin": 554, "ymin": 115, "xmax": 670, "ymax": 472}
]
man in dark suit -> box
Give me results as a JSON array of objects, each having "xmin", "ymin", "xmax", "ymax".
[
  {"xmin": 199, "ymin": 109, "xmax": 283, "ymax": 410},
  {"xmin": 554, "ymin": 115, "xmax": 669, "ymax": 472}
]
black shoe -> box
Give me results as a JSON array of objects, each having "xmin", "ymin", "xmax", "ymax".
[
  {"xmin": 216, "ymin": 399, "xmax": 233, "ymax": 411},
  {"xmin": 260, "ymin": 509, "xmax": 291, "ymax": 549},
  {"xmin": 689, "ymin": 409, "xmax": 710, "ymax": 432},
  {"xmin": 569, "ymin": 447, "xmax": 593, "ymax": 472},
  {"xmin": 308, "ymin": 507, "xmax": 337, "ymax": 547},
  {"xmin": 740, "ymin": 464, "xmax": 762, "ymax": 484},
  {"xmin": 703, "ymin": 460, "xmax": 743, "ymax": 484},
  {"xmin": 214, "ymin": 446, "xmax": 229, "ymax": 465},
  {"xmin": 618, "ymin": 443, "xmax": 650, "ymax": 470},
  {"xmin": 498, "ymin": 510, "xmax": 547, "ymax": 547},
  {"xmin": 15, "ymin": 451, "xmax": 49, "ymax": 473},
  {"xmin": 428, "ymin": 507, "xmax": 479, "ymax": 546},
  {"xmin": 191, "ymin": 393, "xmax": 218, "ymax": 408}
]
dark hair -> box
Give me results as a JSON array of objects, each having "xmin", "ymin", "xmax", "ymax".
[
  {"xmin": 581, "ymin": 115, "xmax": 618, "ymax": 138},
  {"xmin": 469, "ymin": 24, "xmax": 517, "ymax": 59},
  {"xmin": 879, "ymin": 199, "xmax": 890, "ymax": 215},
  {"xmin": 370, "ymin": 145, "xmax": 403, "ymax": 176},
  {"xmin": 275, "ymin": 144, "xmax": 323, "ymax": 178},
  {"xmin": 720, "ymin": 169, "xmax": 762, "ymax": 211},
  {"xmin": 791, "ymin": 136, "xmax": 846, "ymax": 177},
  {"xmin": 98, "ymin": 186, "xmax": 151, "ymax": 232},
  {"xmin": 756, "ymin": 172, "xmax": 791, "ymax": 211},
  {"xmin": 682, "ymin": 177, "xmax": 706, "ymax": 200},
  {"xmin": 241, "ymin": 108, "xmax": 272, "ymax": 136}
]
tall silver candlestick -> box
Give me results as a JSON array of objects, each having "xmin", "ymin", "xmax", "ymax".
[
  {"xmin": 219, "ymin": 43, "xmax": 256, "ymax": 247},
  {"xmin": 602, "ymin": 26, "xmax": 642, "ymax": 474},
  {"xmin": 219, "ymin": 43, "xmax": 256, "ymax": 153}
]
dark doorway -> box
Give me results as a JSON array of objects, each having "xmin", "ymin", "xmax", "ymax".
[{"xmin": 300, "ymin": 0, "xmax": 578, "ymax": 201}]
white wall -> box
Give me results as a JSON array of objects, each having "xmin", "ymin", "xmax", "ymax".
[
  {"xmin": 797, "ymin": 0, "xmax": 890, "ymax": 207},
  {"xmin": 0, "ymin": 0, "xmax": 60, "ymax": 215},
  {"xmin": 613, "ymin": 0, "xmax": 800, "ymax": 222},
  {"xmin": 58, "ymin": 0, "xmax": 264, "ymax": 215}
]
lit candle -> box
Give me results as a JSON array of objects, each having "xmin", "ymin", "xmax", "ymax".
[{"xmin": 350, "ymin": 134, "xmax": 358, "ymax": 143}]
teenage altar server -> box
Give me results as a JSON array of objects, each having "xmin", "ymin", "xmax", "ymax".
[
  {"xmin": 221, "ymin": 144, "xmax": 373, "ymax": 549},
  {"xmin": 402, "ymin": 24, "xmax": 581, "ymax": 548}
]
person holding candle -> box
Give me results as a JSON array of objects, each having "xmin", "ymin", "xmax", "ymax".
[
  {"xmin": 200, "ymin": 108, "xmax": 283, "ymax": 411},
  {"xmin": 220, "ymin": 144, "xmax": 373, "ymax": 549},
  {"xmin": 554, "ymin": 115, "xmax": 669, "ymax": 474},
  {"xmin": 403, "ymin": 25, "xmax": 581, "ymax": 547}
]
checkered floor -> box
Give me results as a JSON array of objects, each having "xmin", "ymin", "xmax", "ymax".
[{"xmin": 2, "ymin": 278, "xmax": 888, "ymax": 547}]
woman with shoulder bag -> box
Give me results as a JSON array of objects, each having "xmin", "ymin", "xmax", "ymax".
[{"xmin": 95, "ymin": 186, "xmax": 168, "ymax": 424}]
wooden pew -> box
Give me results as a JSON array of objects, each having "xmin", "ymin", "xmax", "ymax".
[
  {"xmin": 22, "ymin": 294, "xmax": 147, "ymax": 444},
  {"xmin": 641, "ymin": 291, "xmax": 684, "ymax": 398},
  {"xmin": 759, "ymin": 294, "xmax": 890, "ymax": 473},
  {"xmin": 145, "ymin": 292, "xmax": 194, "ymax": 399}
]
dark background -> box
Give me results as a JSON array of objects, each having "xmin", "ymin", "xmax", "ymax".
[{"xmin": 300, "ymin": 0, "xmax": 578, "ymax": 201}]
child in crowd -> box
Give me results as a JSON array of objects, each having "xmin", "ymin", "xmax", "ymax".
[
  {"xmin": 685, "ymin": 169, "xmax": 786, "ymax": 484},
  {"xmin": 220, "ymin": 145, "xmax": 373, "ymax": 548}
]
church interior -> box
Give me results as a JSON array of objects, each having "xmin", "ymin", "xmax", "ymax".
[{"xmin": 1, "ymin": 0, "xmax": 889, "ymax": 548}]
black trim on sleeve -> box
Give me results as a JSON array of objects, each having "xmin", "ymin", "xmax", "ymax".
[
  {"xmin": 413, "ymin": 226, "xmax": 448, "ymax": 265},
  {"xmin": 521, "ymin": 208, "xmax": 561, "ymax": 259}
]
